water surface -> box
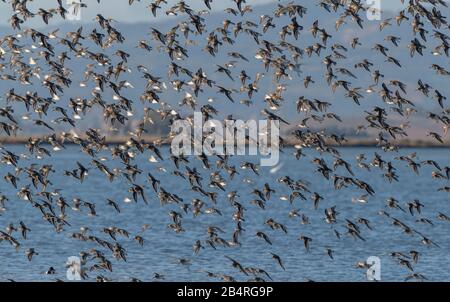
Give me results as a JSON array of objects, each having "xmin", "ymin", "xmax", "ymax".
[{"xmin": 0, "ymin": 146, "xmax": 449, "ymax": 281}]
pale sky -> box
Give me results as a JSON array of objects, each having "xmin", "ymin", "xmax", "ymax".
[
  {"xmin": 0, "ymin": 0, "xmax": 428, "ymax": 27},
  {"xmin": 0, "ymin": 0, "xmax": 275, "ymax": 26}
]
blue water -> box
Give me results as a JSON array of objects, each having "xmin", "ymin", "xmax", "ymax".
[{"xmin": 0, "ymin": 145, "xmax": 449, "ymax": 281}]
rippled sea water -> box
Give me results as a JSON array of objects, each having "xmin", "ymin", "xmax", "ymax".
[{"xmin": 0, "ymin": 145, "xmax": 449, "ymax": 282}]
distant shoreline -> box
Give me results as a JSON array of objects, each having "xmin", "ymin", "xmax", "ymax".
[{"xmin": 1, "ymin": 135, "xmax": 449, "ymax": 148}]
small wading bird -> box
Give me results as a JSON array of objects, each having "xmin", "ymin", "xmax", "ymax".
[{"xmin": 0, "ymin": 0, "xmax": 448, "ymax": 283}]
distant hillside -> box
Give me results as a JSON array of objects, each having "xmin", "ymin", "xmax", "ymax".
[{"xmin": 0, "ymin": 2, "xmax": 448, "ymax": 140}]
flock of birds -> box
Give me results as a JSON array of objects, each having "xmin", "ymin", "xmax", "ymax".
[{"xmin": 0, "ymin": 0, "xmax": 449, "ymax": 282}]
